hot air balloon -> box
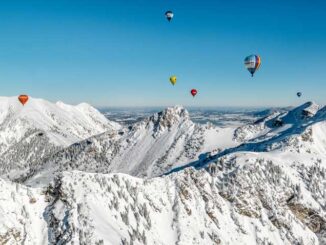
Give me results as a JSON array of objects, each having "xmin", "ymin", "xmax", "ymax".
[
  {"xmin": 244, "ymin": 55, "xmax": 261, "ymax": 77},
  {"xmin": 165, "ymin": 11, "xmax": 174, "ymax": 22},
  {"xmin": 18, "ymin": 95, "xmax": 29, "ymax": 106},
  {"xmin": 297, "ymin": 92, "xmax": 302, "ymax": 98},
  {"xmin": 190, "ymin": 89, "xmax": 197, "ymax": 97},
  {"xmin": 170, "ymin": 75, "xmax": 177, "ymax": 85}
]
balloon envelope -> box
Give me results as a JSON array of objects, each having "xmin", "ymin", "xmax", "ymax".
[
  {"xmin": 190, "ymin": 89, "xmax": 197, "ymax": 97},
  {"xmin": 165, "ymin": 11, "xmax": 174, "ymax": 21},
  {"xmin": 297, "ymin": 92, "xmax": 302, "ymax": 97},
  {"xmin": 170, "ymin": 75, "xmax": 177, "ymax": 85},
  {"xmin": 18, "ymin": 95, "xmax": 29, "ymax": 105},
  {"xmin": 244, "ymin": 55, "xmax": 261, "ymax": 76}
]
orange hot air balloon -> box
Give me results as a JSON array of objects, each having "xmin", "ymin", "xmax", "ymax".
[{"xmin": 18, "ymin": 95, "xmax": 29, "ymax": 106}]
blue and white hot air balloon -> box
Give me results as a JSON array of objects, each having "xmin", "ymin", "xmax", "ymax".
[{"xmin": 165, "ymin": 11, "xmax": 174, "ymax": 22}]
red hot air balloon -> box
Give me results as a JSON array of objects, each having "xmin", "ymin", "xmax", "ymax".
[
  {"xmin": 18, "ymin": 95, "xmax": 29, "ymax": 106},
  {"xmin": 190, "ymin": 89, "xmax": 197, "ymax": 97}
]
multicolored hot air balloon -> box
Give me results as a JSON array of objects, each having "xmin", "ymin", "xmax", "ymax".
[
  {"xmin": 165, "ymin": 11, "xmax": 174, "ymax": 22},
  {"xmin": 190, "ymin": 89, "xmax": 197, "ymax": 97},
  {"xmin": 297, "ymin": 92, "xmax": 302, "ymax": 98},
  {"xmin": 18, "ymin": 95, "xmax": 29, "ymax": 106},
  {"xmin": 244, "ymin": 55, "xmax": 261, "ymax": 77},
  {"xmin": 170, "ymin": 75, "xmax": 177, "ymax": 85}
]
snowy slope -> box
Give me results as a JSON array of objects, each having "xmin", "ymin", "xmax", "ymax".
[
  {"xmin": 32, "ymin": 106, "xmax": 239, "ymax": 183},
  {"xmin": 52, "ymin": 166, "xmax": 323, "ymax": 245},
  {"xmin": 0, "ymin": 96, "xmax": 120, "ymax": 181},
  {"xmin": 234, "ymin": 102, "xmax": 321, "ymax": 144},
  {"xmin": 178, "ymin": 102, "xmax": 326, "ymax": 172},
  {"xmin": 3, "ymin": 161, "xmax": 325, "ymax": 244},
  {"xmin": 0, "ymin": 178, "xmax": 47, "ymax": 244}
]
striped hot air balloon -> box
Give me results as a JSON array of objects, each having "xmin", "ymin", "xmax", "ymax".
[{"xmin": 244, "ymin": 55, "xmax": 261, "ymax": 77}]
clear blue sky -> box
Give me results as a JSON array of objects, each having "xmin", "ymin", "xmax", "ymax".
[{"xmin": 0, "ymin": 0, "xmax": 325, "ymax": 107}]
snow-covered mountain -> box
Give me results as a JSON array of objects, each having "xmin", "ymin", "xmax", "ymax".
[
  {"xmin": 46, "ymin": 164, "xmax": 326, "ymax": 244},
  {"xmin": 181, "ymin": 102, "xmax": 326, "ymax": 172},
  {"xmin": 2, "ymin": 158, "xmax": 325, "ymax": 244},
  {"xmin": 234, "ymin": 102, "xmax": 322, "ymax": 143},
  {"xmin": 0, "ymin": 96, "xmax": 120, "ymax": 181},
  {"xmin": 1, "ymin": 101, "xmax": 326, "ymax": 244},
  {"xmin": 29, "ymin": 106, "xmax": 238, "ymax": 184}
]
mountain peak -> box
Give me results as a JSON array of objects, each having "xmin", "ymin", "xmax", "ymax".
[
  {"xmin": 148, "ymin": 105, "xmax": 190, "ymax": 131},
  {"xmin": 76, "ymin": 102, "xmax": 94, "ymax": 109},
  {"xmin": 292, "ymin": 101, "xmax": 319, "ymax": 114},
  {"xmin": 300, "ymin": 101, "xmax": 320, "ymax": 117},
  {"xmin": 282, "ymin": 101, "xmax": 320, "ymax": 123},
  {"xmin": 161, "ymin": 105, "xmax": 189, "ymax": 119}
]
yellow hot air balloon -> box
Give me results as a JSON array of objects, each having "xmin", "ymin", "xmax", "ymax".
[{"xmin": 170, "ymin": 75, "xmax": 177, "ymax": 86}]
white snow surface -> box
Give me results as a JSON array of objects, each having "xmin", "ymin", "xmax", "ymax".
[{"xmin": 0, "ymin": 100, "xmax": 326, "ymax": 244}]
